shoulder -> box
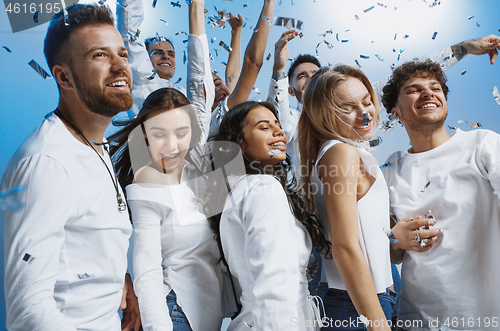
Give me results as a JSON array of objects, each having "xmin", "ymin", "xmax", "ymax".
[
  {"xmin": 232, "ymin": 175, "xmax": 285, "ymax": 201},
  {"xmin": 133, "ymin": 166, "xmax": 165, "ymax": 185},
  {"xmin": 319, "ymin": 142, "xmax": 360, "ymax": 168}
]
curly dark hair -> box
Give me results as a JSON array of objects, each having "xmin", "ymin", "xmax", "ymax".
[
  {"xmin": 206, "ymin": 101, "xmax": 332, "ymax": 265},
  {"xmin": 288, "ymin": 54, "xmax": 321, "ymax": 84},
  {"xmin": 381, "ymin": 60, "xmax": 449, "ymax": 113}
]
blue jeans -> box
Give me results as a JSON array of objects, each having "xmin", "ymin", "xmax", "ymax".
[
  {"xmin": 139, "ymin": 290, "xmax": 192, "ymax": 331},
  {"xmin": 321, "ymin": 288, "xmax": 397, "ymax": 331},
  {"xmin": 166, "ymin": 290, "xmax": 193, "ymax": 331}
]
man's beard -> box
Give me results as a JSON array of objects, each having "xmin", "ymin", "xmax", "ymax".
[
  {"xmin": 73, "ymin": 72, "xmax": 134, "ymax": 118},
  {"xmin": 402, "ymin": 107, "xmax": 448, "ymax": 133}
]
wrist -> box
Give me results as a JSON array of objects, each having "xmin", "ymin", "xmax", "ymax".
[{"xmin": 272, "ymin": 71, "xmax": 286, "ymax": 81}]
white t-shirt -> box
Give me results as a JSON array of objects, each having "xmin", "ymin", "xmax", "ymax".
[
  {"xmin": 2, "ymin": 112, "xmax": 132, "ymax": 331},
  {"xmin": 311, "ymin": 140, "xmax": 393, "ymax": 293},
  {"xmin": 382, "ymin": 129, "xmax": 500, "ymax": 330},
  {"xmin": 221, "ymin": 175, "xmax": 320, "ymax": 331}
]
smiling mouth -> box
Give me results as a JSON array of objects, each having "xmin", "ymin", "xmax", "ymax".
[
  {"xmin": 161, "ymin": 153, "xmax": 180, "ymax": 163},
  {"xmin": 158, "ymin": 63, "xmax": 173, "ymax": 67},
  {"xmin": 418, "ymin": 103, "xmax": 438, "ymax": 109},
  {"xmin": 106, "ymin": 81, "xmax": 127, "ymax": 87},
  {"xmin": 353, "ymin": 121, "xmax": 371, "ymax": 130}
]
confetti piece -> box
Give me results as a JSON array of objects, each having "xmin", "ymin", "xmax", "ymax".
[
  {"xmin": 213, "ymin": 69, "xmax": 218, "ymax": 75},
  {"xmin": 492, "ymin": 86, "xmax": 500, "ymax": 106},
  {"xmin": 209, "ymin": 54, "xmax": 214, "ymax": 61},
  {"xmin": 394, "ymin": 33, "xmax": 397, "ymax": 40},
  {"xmin": 369, "ymin": 137, "xmax": 382, "ymax": 147},
  {"xmin": 355, "ymin": 14, "xmax": 359, "ymax": 20},
  {"xmin": 252, "ymin": 87, "xmax": 260, "ymax": 94},
  {"xmin": 354, "ymin": 60, "xmax": 361, "ymax": 68},
  {"xmin": 363, "ymin": 5, "xmax": 374, "ymax": 13},
  {"xmin": 471, "ymin": 123, "xmax": 482, "ymax": 128},
  {"xmin": 432, "ymin": 31, "xmax": 438, "ymax": 40},
  {"xmin": 77, "ymin": 273, "xmax": 91, "ymax": 279},
  {"xmin": 375, "ymin": 54, "xmax": 384, "ymax": 61},
  {"xmin": 468, "ymin": 15, "xmax": 475, "ymax": 20},
  {"xmin": 23, "ymin": 253, "xmax": 35, "ymax": 264},
  {"xmin": 159, "ymin": 19, "xmax": 168, "ymax": 24},
  {"xmin": 457, "ymin": 120, "xmax": 468, "ymax": 124},
  {"xmin": 221, "ymin": 61, "xmax": 227, "ymax": 66},
  {"xmin": 323, "ymin": 39, "xmax": 334, "ymax": 49},
  {"xmin": 384, "ymin": 227, "xmax": 397, "ymax": 243},
  {"xmin": 360, "ymin": 54, "xmax": 369, "ymax": 59},
  {"xmin": 28, "ymin": 60, "xmax": 50, "ymax": 79},
  {"xmin": 403, "ymin": 34, "xmax": 409, "ymax": 39},
  {"xmin": 381, "ymin": 162, "xmax": 391, "ymax": 169},
  {"xmin": 183, "ymin": 50, "xmax": 186, "ymax": 64},
  {"xmin": 380, "ymin": 113, "xmax": 398, "ymax": 133},
  {"xmin": 152, "ymin": 0, "xmax": 157, "ymax": 8},
  {"xmin": 2, "ymin": 46, "xmax": 12, "ymax": 53},
  {"xmin": 421, "ymin": 181, "xmax": 430, "ymax": 192},
  {"xmin": 272, "ymin": 16, "xmax": 303, "ymax": 30},
  {"xmin": 33, "ymin": 11, "xmax": 39, "ymax": 23},
  {"xmin": 243, "ymin": 3, "xmax": 248, "ymax": 7},
  {"xmin": 266, "ymin": 53, "xmax": 272, "ymax": 61},
  {"xmin": 476, "ymin": 22, "xmax": 480, "ymax": 27},
  {"xmin": 171, "ymin": 1, "xmax": 181, "ymax": 7},
  {"xmin": 262, "ymin": 16, "xmax": 272, "ymax": 25},
  {"xmin": 268, "ymin": 148, "xmax": 281, "ymax": 157},
  {"xmin": 461, "ymin": 70, "xmax": 466, "ymax": 75},
  {"xmin": 219, "ymin": 40, "xmax": 232, "ymax": 52},
  {"xmin": 211, "ymin": 37, "xmax": 216, "ymax": 43},
  {"xmin": 148, "ymin": 70, "xmax": 156, "ymax": 80},
  {"xmin": 359, "ymin": 315, "xmax": 369, "ymax": 326},
  {"xmin": 175, "ymin": 77, "xmax": 182, "ymax": 84},
  {"xmin": 448, "ymin": 125, "xmax": 457, "ymax": 130},
  {"xmin": 363, "ymin": 111, "xmax": 369, "ymax": 126},
  {"xmin": 0, "ymin": 186, "xmax": 25, "ymax": 211},
  {"xmin": 213, "ymin": 48, "xmax": 218, "ymax": 57}
]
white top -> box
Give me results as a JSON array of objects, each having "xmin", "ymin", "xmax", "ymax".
[
  {"xmin": 127, "ymin": 163, "xmax": 224, "ymax": 331},
  {"xmin": 311, "ymin": 140, "xmax": 392, "ymax": 293},
  {"xmin": 116, "ymin": 0, "xmax": 215, "ymax": 123},
  {"xmin": 382, "ymin": 129, "xmax": 500, "ymax": 330},
  {"xmin": 221, "ymin": 175, "xmax": 320, "ymax": 331},
  {"xmin": 1, "ymin": 113, "xmax": 132, "ymax": 331},
  {"xmin": 209, "ymin": 98, "xmax": 229, "ymax": 137},
  {"xmin": 267, "ymin": 46, "xmax": 459, "ymax": 169}
]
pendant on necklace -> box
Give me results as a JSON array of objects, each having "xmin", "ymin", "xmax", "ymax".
[{"xmin": 117, "ymin": 193, "xmax": 127, "ymax": 212}]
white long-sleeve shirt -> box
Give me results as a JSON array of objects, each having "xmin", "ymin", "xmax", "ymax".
[
  {"xmin": 127, "ymin": 164, "xmax": 224, "ymax": 331},
  {"xmin": 221, "ymin": 175, "xmax": 319, "ymax": 331},
  {"xmin": 2, "ymin": 113, "xmax": 132, "ymax": 331}
]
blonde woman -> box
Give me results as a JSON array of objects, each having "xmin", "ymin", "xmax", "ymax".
[{"xmin": 298, "ymin": 65, "xmax": 409, "ymax": 331}]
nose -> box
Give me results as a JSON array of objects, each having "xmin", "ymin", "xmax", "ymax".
[
  {"xmin": 273, "ymin": 124, "xmax": 285, "ymax": 136},
  {"xmin": 421, "ymin": 86, "xmax": 435, "ymax": 98},
  {"xmin": 161, "ymin": 51, "xmax": 169, "ymax": 59},
  {"xmin": 110, "ymin": 53, "xmax": 129, "ymax": 73},
  {"xmin": 163, "ymin": 135, "xmax": 179, "ymax": 153}
]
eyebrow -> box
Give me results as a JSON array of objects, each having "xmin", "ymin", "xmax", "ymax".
[
  {"xmin": 149, "ymin": 126, "xmax": 190, "ymax": 131},
  {"xmin": 254, "ymin": 119, "xmax": 280, "ymax": 127},
  {"xmin": 84, "ymin": 46, "xmax": 128, "ymax": 57},
  {"xmin": 403, "ymin": 81, "xmax": 440, "ymax": 91},
  {"xmin": 339, "ymin": 93, "xmax": 371, "ymax": 107}
]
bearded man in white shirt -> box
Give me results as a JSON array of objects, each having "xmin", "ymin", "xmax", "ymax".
[
  {"xmin": 1, "ymin": 4, "xmax": 141, "ymax": 331},
  {"xmin": 381, "ymin": 41, "xmax": 500, "ymax": 330}
]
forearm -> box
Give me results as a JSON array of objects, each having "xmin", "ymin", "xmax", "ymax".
[
  {"xmin": 227, "ymin": 0, "xmax": 276, "ymax": 108},
  {"xmin": 333, "ymin": 245, "xmax": 390, "ymax": 330},
  {"xmin": 188, "ymin": 0, "xmax": 205, "ymax": 37},
  {"xmin": 225, "ymin": 28, "xmax": 242, "ymax": 92}
]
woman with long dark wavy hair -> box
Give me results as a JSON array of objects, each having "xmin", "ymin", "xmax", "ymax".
[
  {"xmin": 206, "ymin": 100, "xmax": 331, "ymax": 331},
  {"xmin": 108, "ymin": 87, "xmax": 224, "ymax": 331}
]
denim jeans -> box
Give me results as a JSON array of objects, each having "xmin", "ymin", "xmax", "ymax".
[
  {"xmin": 321, "ymin": 288, "xmax": 397, "ymax": 331},
  {"xmin": 166, "ymin": 290, "xmax": 193, "ymax": 331},
  {"xmin": 138, "ymin": 290, "xmax": 192, "ymax": 331}
]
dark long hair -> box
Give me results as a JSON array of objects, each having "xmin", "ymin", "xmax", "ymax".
[
  {"xmin": 108, "ymin": 88, "xmax": 202, "ymax": 194},
  {"xmin": 206, "ymin": 101, "xmax": 331, "ymax": 263}
]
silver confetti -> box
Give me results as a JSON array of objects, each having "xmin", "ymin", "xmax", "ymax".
[
  {"xmin": 491, "ymin": 86, "xmax": 500, "ymax": 106},
  {"xmin": 28, "ymin": 60, "xmax": 50, "ymax": 79},
  {"xmin": 272, "ymin": 16, "xmax": 303, "ymax": 30}
]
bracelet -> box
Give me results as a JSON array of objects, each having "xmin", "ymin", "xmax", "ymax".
[{"xmin": 272, "ymin": 71, "xmax": 287, "ymax": 81}]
